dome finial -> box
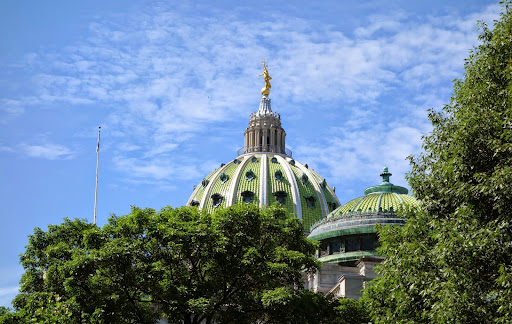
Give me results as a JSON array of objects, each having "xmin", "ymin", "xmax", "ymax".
[
  {"xmin": 258, "ymin": 59, "xmax": 272, "ymax": 96},
  {"xmin": 380, "ymin": 166, "xmax": 392, "ymax": 183}
]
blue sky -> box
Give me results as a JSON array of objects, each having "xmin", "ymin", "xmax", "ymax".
[{"xmin": 0, "ymin": 0, "xmax": 500, "ymax": 307}]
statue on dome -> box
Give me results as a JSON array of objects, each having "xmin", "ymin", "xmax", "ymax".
[{"xmin": 258, "ymin": 59, "xmax": 272, "ymax": 95}]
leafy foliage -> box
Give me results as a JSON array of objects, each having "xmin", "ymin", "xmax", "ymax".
[
  {"xmin": 5, "ymin": 204, "xmax": 323, "ymax": 323},
  {"xmin": 363, "ymin": 1, "xmax": 512, "ymax": 322}
]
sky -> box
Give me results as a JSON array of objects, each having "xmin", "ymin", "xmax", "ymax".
[{"xmin": 0, "ymin": 0, "xmax": 501, "ymax": 308}]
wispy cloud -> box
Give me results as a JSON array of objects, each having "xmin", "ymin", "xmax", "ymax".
[
  {"xmin": 20, "ymin": 143, "xmax": 75, "ymax": 160},
  {"xmin": 0, "ymin": 286, "xmax": 18, "ymax": 308},
  {"xmin": 0, "ymin": 2, "xmax": 500, "ymax": 186}
]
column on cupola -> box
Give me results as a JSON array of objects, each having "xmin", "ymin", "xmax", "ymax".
[
  {"xmin": 252, "ymin": 128, "xmax": 260, "ymax": 150},
  {"xmin": 276, "ymin": 129, "xmax": 281, "ymax": 153},
  {"xmin": 253, "ymin": 129, "xmax": 257, "ymax": 151},
  {"xmin": 281, "ymin": 131, "xmax": 286, "ymax": 153},
  {"xmin": 248, "ymin": 129, "xmax": 252, "ymax": 152},
  {"xmin": 249, "ymin": 130, "xmax": 253, "ymax": 151},
  {"xmin": 263, "ymin": 129, "xmax": 268, "ymax": 151},
  {"xmin": 269, "ymin": 127, "xmax": 274, "ymax": 152}
]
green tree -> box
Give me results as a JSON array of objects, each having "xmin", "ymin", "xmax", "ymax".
[
  {"xmin": 363, "ymin": 1, "xmax": 512, "ymax": 322},
  {"xmin": 7, "ymin": 204, "xmax": 321, "ymax": 323},
  {"xmin": 259, "ymin": 289, "xmax": 369, "ymax": 324}
]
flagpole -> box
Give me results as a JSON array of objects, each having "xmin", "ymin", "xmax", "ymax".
[{"xmin": 94, "ymin": 126, "xmax": 101, "ymax": 225}]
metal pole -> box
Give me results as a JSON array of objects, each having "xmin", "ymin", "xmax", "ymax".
[{"xmin": 94, "ymin": 126, "xmax": 101, "ymax": 225}]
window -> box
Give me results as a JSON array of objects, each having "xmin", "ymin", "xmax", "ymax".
[
  {"xmin": 241, "ymin": 191, "xmax": 254, "ymax": 204},
  {"xmin": 219, "ymin": 172, "xmax": 229, "ymax": 183},
  {"xmin": 327, "ymin": 202, "xmax": 337, "ymax": 212},
  {"xmin": 211, "ymin": 193, "xmax": 223, "ymax": 208},
  {"xmin": 320, "ymin": 241, "xmax": 329, "ymax": 257},
  {"xmin": 330, "ymin": 241, "xmax": 342, "ymax": 254},
  {"xmin": 361, "ymin": 235, "xmax": 377, "ymax": 251},
  {"xmin": 245, "ymin": 169, "xmax": 256, "ymax": 181},
  {"xmin": 273, "ymin": 191, "xmax": 287, "ymax": 205},
  {"xmin": 304, "ymin": 195, "xmax": 316, "ymax": 209},
  {"xmin": 275, "ymin": 169, "xmax": 283, "ymax": 181},
  {"xmin": 345, "ymin": 237, "xmax": 359, "ymax": 252}
]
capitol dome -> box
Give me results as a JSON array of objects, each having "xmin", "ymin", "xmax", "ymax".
[
  {"xmin": 308, "ymin": 167, "xmax": 418, "ymax": 264},
  {"xmin": 187, "ymin": 63, "xmax": 339, "ymax": 231}
]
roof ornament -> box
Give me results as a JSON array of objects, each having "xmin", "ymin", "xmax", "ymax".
[
  {"xmin": 258, "ymin": 59, "xmax": 272, "ymax": 96},
  {"xmin": 380, "ymin": 166, "xmax": 392, "ymax": 183}
]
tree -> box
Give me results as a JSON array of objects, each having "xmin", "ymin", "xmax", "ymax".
[
  {"xmin": 6, "ymin": 204, "xmax": 321, "ymax": 323},
  {"xmin": 363, "ymin": 1, "xmax": 512, "ymax": 322},
  {"xmin": 332, "ymin": 298, "xmax": 370, "ymax": 324},
  {"xmin": 260, "ymin": 289, "xmax": 369, "ymax": 324}
]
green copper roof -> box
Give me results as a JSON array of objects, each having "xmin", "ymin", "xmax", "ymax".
[
  {"xmin": 187, "ymin": 153, "xmax": 339, "ymax": 232},
  {"xmin": 308, "ymin": 167, "xmax": 418, "ymax": 240},
  {"xmin": 363, "ymin": 166, "xmax": 408, "ymax": 195}
]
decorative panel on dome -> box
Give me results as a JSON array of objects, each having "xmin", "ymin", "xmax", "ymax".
[
  {"xmin": 354, "ymin": 193, "xmax": 381, "ymax": 213},
  {"xmin": 266, "ymin": 156, "xmax": 294, "ymax": 213},
  {"xmin": 310, "ymin": 169, "xmax": 339, "ymax": 212},
  {"xmin": 331, "ymin": 197, "xmax": 361, "ymax": 217},
  {"xmin": 289, "ymin": 164, "xmax": 322, "ymax": 231},
  {"xmin": 205, "ymin": 167, "xmax": 237, "ymax": 212},
  {"xmin": 379, "ymin": 193, "xmax": 402, "ymax": 212},
  {"xmin": 203, "ymin": 162, "xmax": 239, "ymax": 213},
  {"xmin": 188, "ymin": 168, "xmax": 219, "ymax": 207},
  {"xmin": 234, "ymin": 157, "xmax": 261, "ymax": 206},
  {"xmin": 400, "ymin": 195, "xmax": 418, "ymax": 206}
]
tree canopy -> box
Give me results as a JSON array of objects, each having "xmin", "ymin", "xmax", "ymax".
[
  {"xmin": 5, "ymin": 204, "xmax": 331, "ymax": 323},
  {"xmin": 363, "ymin": 1, "xmax": 512, "ymax": 322}
]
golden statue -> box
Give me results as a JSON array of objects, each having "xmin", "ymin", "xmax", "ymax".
[{"xmin": 258, "ymin": 59, "xmax": 272, "ymax": 95}]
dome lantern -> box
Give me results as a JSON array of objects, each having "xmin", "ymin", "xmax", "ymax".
[{"xmin": 241, "ymin": 61, "xmax": 288, "ymax": 156}]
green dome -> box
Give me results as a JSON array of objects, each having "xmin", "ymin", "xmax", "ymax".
[
  {"xmin": 187, "ymin": 67, "xmax": 339, "ymax": 232},
  {"xmin": 308, "ymin": 167, "xmax": 418, "ymax": 264},
  {"xmin": 187, "ymin": 153, "xmax": 339, "ymax": 232}
]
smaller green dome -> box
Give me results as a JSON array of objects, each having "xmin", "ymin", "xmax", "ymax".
[
  {"xmin": 308, "ymin": 168, "xmax": 418, "ymax": 264},
  {"xmin": 328, "ymin": 167, "xmax": 413, "ymax": 217}
]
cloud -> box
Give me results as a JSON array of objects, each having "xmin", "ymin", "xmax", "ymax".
[
  {"xmin": 294, "ymin": 100, "xmax": 429, "ymax": 193},
  {"xmin": 20, "ymin": 143, "xmax": 75, "ymax": 160},
  {"xmin": 112, "ymin": 155, "xmax": 202, "ymax": 181},
  {"xmin": 0, "ymin": 99, "xmax": 25, "ymax": 123},
  {"xmin": 0, "ymin": 286, "xmax": 18, "ymax": 308},
  {"xmin": 0, "ymin": 2, "xmax": 500, "ymax": 185}
]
